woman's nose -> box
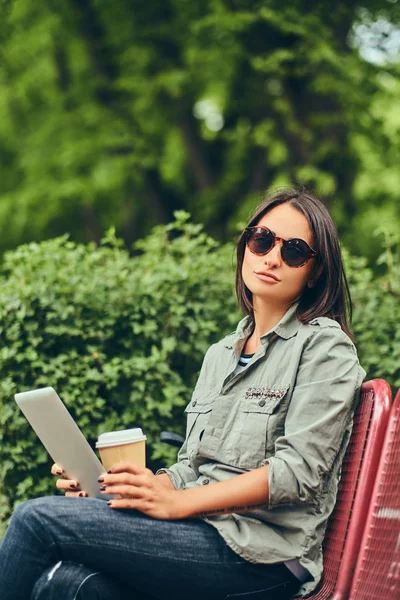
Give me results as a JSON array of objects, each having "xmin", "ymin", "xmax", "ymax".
[{"xmin": 264, "ymin": 241, "xmax": 282, "ymax": 267}]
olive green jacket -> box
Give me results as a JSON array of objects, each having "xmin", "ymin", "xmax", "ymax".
[{"xmin": 161, "ymin": 303, "xmax": 365, "ymax": 596}]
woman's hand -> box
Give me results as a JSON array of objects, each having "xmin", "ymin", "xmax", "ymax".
[
  {"xmin": 100, "ymin": 462, "xmax": 183, "ymax": 520},
  {"xmin": 50, "ymin": 463, "xmax": 88, "ymax": 498}
]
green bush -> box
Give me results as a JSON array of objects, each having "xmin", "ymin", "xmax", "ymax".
[
  {"xmin": 0, "ymin": 212, "xmax": 240, "ymax": 521},
  {"xmin": 346, "ymin": 231, "xmax": 400, "ymax": 390},
  {"xmin": 0, "ymin": 214, "xmax": 399, "ymax": 523}
]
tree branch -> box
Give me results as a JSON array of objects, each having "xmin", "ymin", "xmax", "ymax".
[{"xmin": 176, "ymin": 110, "xmax": 215, "ymax": 190}]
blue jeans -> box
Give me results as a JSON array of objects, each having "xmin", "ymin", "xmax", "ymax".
[{"xmin": 0, "ymin": 496, "xmax": 300, "ymax": 600}]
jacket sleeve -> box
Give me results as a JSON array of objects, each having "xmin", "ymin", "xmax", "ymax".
[
  {"xmin": 266, "ymin": 325, "xmax": 366, "ymax": 508},
  {"xmin": 156, "ymin": 438, "xmax": 198, "ymax": 490}
]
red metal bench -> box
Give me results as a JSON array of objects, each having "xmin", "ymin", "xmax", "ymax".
[
  {"xmin": 348, "ymin": 386, "xmax": 400, "ymax": 600},
  {"xmin": 292, "ymin": 379, "xmax": 392, "ymax": 600}
]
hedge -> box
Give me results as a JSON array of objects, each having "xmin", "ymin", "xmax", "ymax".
[{"xmin": 0, "ymin": 213, "xmax": 399, "ymax": 522}]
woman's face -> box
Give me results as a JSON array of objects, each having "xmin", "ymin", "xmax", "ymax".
[{"xmin": 242, "ymin": 202, "xmax": 317, "ymax": 309}]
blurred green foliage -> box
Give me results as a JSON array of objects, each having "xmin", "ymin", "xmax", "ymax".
[
  {"xmin": 0, "ymin": 213, "xmax": 399, "ymax": 522},
  {"xmin": 348, "ymin": 229, "xmax": 400, "ymax": 386},
  {"xmin": 0, "ymin": 0, "xmax": 399, "ymax": 261},
  {"xmin": 0, "ymin": 213, "xmax": 239, "ymax": 521}
]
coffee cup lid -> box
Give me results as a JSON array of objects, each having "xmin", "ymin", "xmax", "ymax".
[{"xmin": 96, "ymin": 428, "xmax": 146, "ymax": 448}]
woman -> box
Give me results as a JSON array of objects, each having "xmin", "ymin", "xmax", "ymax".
[{"xmin": 0, "ymin": 188, "xmax": 365, "ymax": 600}]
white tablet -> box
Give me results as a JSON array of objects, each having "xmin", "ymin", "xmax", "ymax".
[{"xmin": 15, "ymin": 387, "xmax": 107, "ymax": 499}]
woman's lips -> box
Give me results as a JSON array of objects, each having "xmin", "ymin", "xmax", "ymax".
[{"xmin": 254, "ymin": 271, "xmax": 280, "ymax": 283}]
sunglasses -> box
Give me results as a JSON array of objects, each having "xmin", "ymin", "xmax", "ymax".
[{"xmin": 244, "ymin": 226, "xmax": 317, "ymax": 268}]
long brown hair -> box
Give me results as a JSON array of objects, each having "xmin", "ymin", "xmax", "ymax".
[{"xmin": 236, "ymin": 187, "xmax": 353, "ymax": 339}]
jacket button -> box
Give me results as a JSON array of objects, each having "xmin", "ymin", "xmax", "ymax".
[
  {"xmin": 192, "ymin": 400, "xmax": 197, "ymax": 407},
  {"xmin": 202, "ymin": 479, "xmax": 210, "ymax": 485},
  {"xmin": 258, "ymin": 399, "xmax": 266, "ymax": 407}
]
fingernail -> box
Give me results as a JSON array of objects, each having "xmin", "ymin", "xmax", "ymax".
[
  {"xmin": 69, "ymin": 482, "xmax": 76, "ymax": 489},
  {"xmin": 98, "ymin": 477, "xmax": 104, "ymax": 483},
  {"xmin": 100, "ymin": 485, "xmax": 106, "ymax": 492},
  {"xmin": 78, "ymin": 492, "xmax": 87, "ymax": 497},
  {"xmin": 107, "ymin": 501, "xmax": 113, "ymax": 507},
  {"xmin": 107, "ymin": 470, "xmax": 112, "ymax": 474}
]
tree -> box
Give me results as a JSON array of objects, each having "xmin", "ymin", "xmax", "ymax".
[{"xmin": 0, "ymin": 0, "xmax": 399, "ymax": 256}]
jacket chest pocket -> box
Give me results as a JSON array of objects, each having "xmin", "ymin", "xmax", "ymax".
[
  {"xmin": 184, "ymin": 397, "xmax": 214, "ymax": 459},
  {"xmin": 238, "ymin": 386, "xmax": 289, "ymax": 469}
]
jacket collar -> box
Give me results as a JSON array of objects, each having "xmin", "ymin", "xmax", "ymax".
[
  {"xmin": 272, "ymin": 302, "xmax": 302, "ymax": 340},
  {"xmin": 224, "ymin": 302, "xmax": 301, "ymax": 348}
]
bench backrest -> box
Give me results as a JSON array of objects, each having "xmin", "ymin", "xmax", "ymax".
[
  {"xmin": 293, "ymin": 379, "xmax": 392, "ymax": 600},
  {"xmin": 348, "ymin": 386, "xmax": 400, "ymax": 600}
]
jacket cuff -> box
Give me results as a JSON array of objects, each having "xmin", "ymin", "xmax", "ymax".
[
  {"xmin": 155, "ymin": 462, "xmax": 198, "ymax": 490},
  {"xmin": 266, "ymin": 456, "xmax": 304, "ymax": 507}
]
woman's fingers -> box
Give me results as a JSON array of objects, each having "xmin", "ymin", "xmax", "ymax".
[
  {"xmin": 51, "ymin": 463, "xmax": 88, "ymax": 497},
  {"xmin": 51, "ymin": 463, "xmax": 64, "ymax": 476},
  {"xmin": 101, "ymin": 463, "xmax": 154, "ymax": 490},
  {"xmin": 107, "ymin": 462, "xmax": 148, "ymax": 476},
  {"xmin": 56, "ymin": 478, "xmax": 80, "ymax": 491},
  {"xmin": 98, "ymin": 469, "xmax": 153, "ymax": 500},
  {"xmin": 56, "ymin": 478, "xmax": 88, "ymax": 496},
  {"xmin": 59, "ymin": 480, "xmax": 88, "ymax": 497},
  {"xmin": 98, "ymin": 464, "xmax": 162, "ymax": 508},
  {"xmin": 99, "ymin": 465, "xmax": 179, "ymax": 518},
  {"xmin": 107, "ymin": 497, "xmax": 143, "ymax": 510},
  {"xmin": 100, "ymin": 472, "xmax": 148, "ymax": 489},
  {"xmin": 106, "ymin": 494, "xmax": 175, "ymax": 520},
  {"xmin": 100, "ymin": 484, "xmax": 144, "ymax": 498}
]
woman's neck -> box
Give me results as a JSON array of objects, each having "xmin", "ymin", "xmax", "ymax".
[{"xmin": 244, "ymin": 300, "xmax": 289, "ymax": 354}]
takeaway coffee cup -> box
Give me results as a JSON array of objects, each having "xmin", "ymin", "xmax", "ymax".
[{"xmin": 96, "ymin": 428, "xmax": 147, "ymax": 471}]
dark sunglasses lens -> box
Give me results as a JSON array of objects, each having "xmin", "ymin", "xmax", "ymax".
[
  {"xmin": 247, "ymin": 229, "xmax": 274, "ymax": 254},
  {"xmin": 282, "ymin": 240, "xmax": 310, "ymax": 267}
]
